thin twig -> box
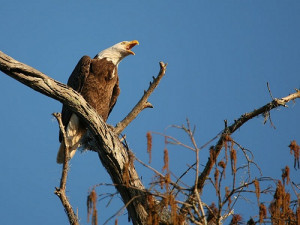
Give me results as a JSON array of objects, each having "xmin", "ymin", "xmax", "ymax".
[
  {"xmin": 267, "ymin": 82, "xmax": 274, "ymax": 100},
  {"xmin": 135, "ymin": 156, "xmax": 188, "ymax": 191},
  {"xmin": 172, "ymin": 163, "xmax": 196, "ymax": 192},
  {"xmin": 103, "ymin": 195, "xmax": 141, "ymax": 225},
  {"xmin": 184, "ymin": 120, "xmax": 207, "ymax": 225},
  {"xmin": 53, "ymin": 113, "xmax": 79, "ymax": 225},
  {"xmin": 151, "ymin": 131, "xmax": 196, "ymax": 152}
]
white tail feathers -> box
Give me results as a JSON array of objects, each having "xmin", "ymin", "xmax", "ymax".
[
  {"xmin": 56, "ymin": 114, "xmax": 85, "ymax": 164},
  {"xmin": 56, "ymin": 140, "xmax": 80, "ymax": 164}
]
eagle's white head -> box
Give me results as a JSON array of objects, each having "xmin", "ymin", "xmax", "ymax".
[{"xmin": 95, "ymin": 40, "xmax": 139, "ymax": 65}]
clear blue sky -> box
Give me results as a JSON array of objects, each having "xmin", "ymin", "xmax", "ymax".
[{"xmin": 1, "ymin": 1, "xmax": 299, "ymax": 224}]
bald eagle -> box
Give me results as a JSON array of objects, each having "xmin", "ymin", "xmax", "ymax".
[{"xmin": 57, "ymin": 40, "xmax": 139, "ymax": 164}]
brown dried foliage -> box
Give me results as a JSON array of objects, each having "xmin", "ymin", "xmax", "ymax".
[
  {"xmin": 225, "ymin": 186, "xmax": 232, "ymax": 208},
  {"xmin": 146, "ymin": 132, "xmax": 152, "ymax": 164},
  {"xmin": 225, "ymin": 134, "xmax": 233, "ymax": 141},
  {"xmin": 218, "ymin": 160, "xmax": 226, "ymax": 178},
  {"xmin": 289, "ymin": 140, "xmax": 300, "ymax": 169},
  {"xmin": 230, "ymin": 214, "xmax": 243, "ymax": 225},
  {"xmin": 224, "ymin": 135, "xmax": 233, "ymax": 164},
  {"xmin": 159, "ymin": 175, "xmax": 164, "ymax": 190},
  {"xmin": 164, "ymin": 193, "xmax": 184, "ymax": 225},
  {"xmin": 254, "ymin": 179, "xmax": 260, "ymax": 204},
  {"xmin": 168, "ymin": 193, "xmax": 178, "ymax": 223},
  {"xmin": 147, "ymin": 194, "xmax": 159, "ymax": 225},
  {"xmin": 218, "ymin": 160, "xmax": 226, "ymax": 169},
  {"xmin": 162, "ymin": 148, "xmax": 171, "ymax": 190},
  {"xmin": 230, "ymin": 148, "xmax": 237, "ymax": 175},
  {"xmin": 214, "ymin": 168, "xmax": 220, "ymax": 192},
  {"xmin": 162, "ymin": 148, "xmax": 169, "ymax": 173},
  {"xmin": 87, "ymin": 189, "xmax": 98, "ymax": 225},
  {"xmin": 165, "ymin": 172, "xmax": 171, "ymax": 191},
  {"xmin": 206, "ymin": 202, "xmax": 218, "ymax": 224},
  {"xmin": 147, "ymin": 192, "xmax": 183, "ymax": 225},
  {"xmin": 259, "ymin": 203, "xmax": 267, "ymax": 224},
  {"xmin": 282, "ymin": 166, "xmax": 290, "ymax": 185},
  {"xmin": 269, "ymin": 180, "xmax": 295, "ymax": 224},
  {"xmin": 158, "ymin": 173, "xmax": 171, "ymax": 191}
]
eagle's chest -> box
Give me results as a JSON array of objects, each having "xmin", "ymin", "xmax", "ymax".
[
  {"xmin": 80, "ymin": 64, "xmax": 118, "ymax": 119},
  {"xmin": 82, "ymin": 71, "xmax": 117, "ymax": 97},
  {"xmin": 89, "ymin": 69, "xmax": 116, "ymax": 87},
  {"xmin": 89, "ymin": 59, "xmax": 117, "ymax": 88}
]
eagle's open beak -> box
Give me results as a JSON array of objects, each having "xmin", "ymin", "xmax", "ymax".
[{"xmin": 126, "ymin": 40, "xmax": 139, "ymax": 55}]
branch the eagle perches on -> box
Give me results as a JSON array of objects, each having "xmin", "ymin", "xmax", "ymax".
[
  {"xmin": 0, "ymin": 50, "xmax": 167, "ymax": 225},
  {"xmin": 1, "ymin": 50, "xmax": 300, "ymax": 225}
]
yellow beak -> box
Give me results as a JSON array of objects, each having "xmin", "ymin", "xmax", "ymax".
[{"xmin": 126, "ymin": 40, "xmax": 139, "ymax": 55}]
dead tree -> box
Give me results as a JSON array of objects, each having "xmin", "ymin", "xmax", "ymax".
[{"xmin": 1, "ymin": 51, "xmax": 299, "ymax": 225}]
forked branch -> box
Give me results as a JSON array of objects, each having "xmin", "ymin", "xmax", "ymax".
[{"xmin": 115, "ymin": 62, "xmax": 167, "ymax": 134}]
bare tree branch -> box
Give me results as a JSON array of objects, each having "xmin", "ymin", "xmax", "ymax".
[
  {"xmin": 53, "ymin": 112, "xmax": 79, "ymax": 225},
  {"xmin": 179, "ymin": 88, "xmax": 300, "ymax": 218},
  {"xmin": 115, "ymin": 62, "xmax": 167, "ymax": 135}
]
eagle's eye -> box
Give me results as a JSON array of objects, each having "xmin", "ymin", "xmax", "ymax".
[{"xmin": 121, "ymin": 41, "xmax": 126, "ymax": 45}]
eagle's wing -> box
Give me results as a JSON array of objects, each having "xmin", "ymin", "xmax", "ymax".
[
  {"xmin": 59, "ymin": 55, "xmax": 91, "ymax": 142},
  {"xmin": 108, "ymin": 76, "xmax": 120, "ymax": 116}
]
